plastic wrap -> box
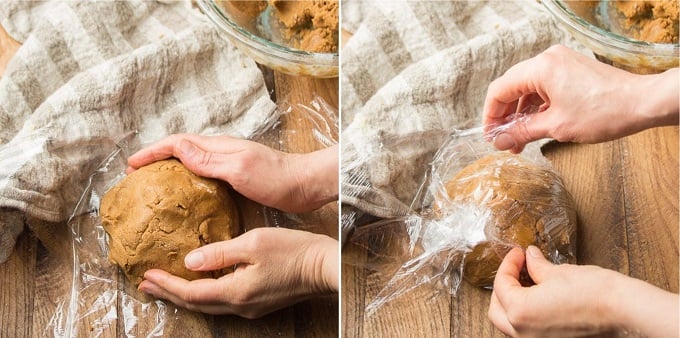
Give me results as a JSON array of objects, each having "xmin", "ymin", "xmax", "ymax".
[
  {"xmin": 345, "ymin": 121, "xmax": 577, "ymax": 314},
  {"xmin": 265, "ymin": 95, "xmax": 339, "ymax": 233},
  {"xmin": 45, "ymin": 95, "xmax": 337, "ymax": 337}
]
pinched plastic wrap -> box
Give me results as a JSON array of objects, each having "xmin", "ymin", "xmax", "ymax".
[
  {"xmin": 345, "ymin": 123, "xmax": 577, "ymax": 314},
  {"xmin": 46, "ymin": 96, "xmax": 337, "ymax": 337}
]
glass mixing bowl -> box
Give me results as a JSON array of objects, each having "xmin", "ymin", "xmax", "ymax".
[
  {"xmin": 542, "ymin": 0, "xmax": 679, "ymax": 74},
  {"xmin": 197, "ymin": 0, "xmax": 338, "ymax": 78}
]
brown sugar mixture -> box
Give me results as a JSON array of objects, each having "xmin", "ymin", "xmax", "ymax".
[
  {"xmin": 99, "ymin": 159, "xmax": 240, "ymax": 285},
  {"xmin": 227, "ymin": 0, "xmax": 338, "ymax": 53},
  {"xmin": 437, "ymin": 153, "xmax": 577, "ymax": 288},
  {"xmin": 610, "ymin": 0, "xmax": 679, "ymax": 43},
  {"xmin": 228, "ymin": 0, "xmax": 268, "ymax": 18},
  {"xmin": 269, "ymin": 0, "xmax": 338, "ymax": 53}
]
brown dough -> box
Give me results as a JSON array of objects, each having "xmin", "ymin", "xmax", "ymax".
[
  {"xmin": 438, "ymin": 153, "xmax": 577, "ymax": 288},
  {"xmin": 221, "ymin": 0, "xmax": 338, "ymax": 53},
  {"xmin": 100, "ymin": 159, "xmax": 240, "ymax": 285},
  {"xmin": 611, "ymin": 0, "xmax": 679, "ymax": 43},
  {"xmin": 269, "ymin": 0, "xmax": 339, "ymax": 53},
  {"xmin": 229, "ymin": 0, "xmax": 268, "ymax": 18}
]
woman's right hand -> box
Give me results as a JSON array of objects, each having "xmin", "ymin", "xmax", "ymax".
[
  {"xmin": 127, "ymin": 134, "xmax": 338, "ymax": 213},
  {"xmin": 138, "ymin": 227, "xmax": 338, "ymax": 318},
  {"xmin": 489, "ymin": 246, "xmax": 679, "ymax": 338},
  {"xmin": 483, "ymin": 45, "xmax": 679, "ymax": 153}
]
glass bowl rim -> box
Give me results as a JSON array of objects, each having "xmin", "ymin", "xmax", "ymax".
[
  {"xmin": 196, "ymin": 0, "xmax": 339, "ymax": 65},
  {"xmin": 542, "ymin": 0, "xmax": 679, "ymax": 56}
]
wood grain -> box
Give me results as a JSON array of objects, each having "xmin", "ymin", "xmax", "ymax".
[
  {"xmin": 274, "ymin": 74, "xmax": 340, "ymax": 338},
  {"xmin": 340, "ymin": 30, "xmax": 678, "ymax": 338},
  {"xmin": 341, "ymin": 243, "xmax": 367, "ymax": 337},
  {"xmin": 543, "ymin": 140, "xmax": 630, "ymax": 271},
  {"xmin": 0, "ymin": 231, "xmax": 36, "ymax": 338},
  {"xmin": 0, "ymin": 22, "xmax": 339, "ymax": 337},
  {"xmin": 450, "ymin": 285, "xmax": 498, "ymax": 337},
  {"xmin": 620, "ymin": 126, "xmax": 679, "ymax": 292}
]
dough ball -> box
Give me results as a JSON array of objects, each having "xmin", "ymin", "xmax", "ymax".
[
  {"xmin": 100, "ymin": 159, "xmax": 240, "ymax": 285},
  {"xmin": 438, "ymin": 153, "xmax": 577, "ymax": 288}
]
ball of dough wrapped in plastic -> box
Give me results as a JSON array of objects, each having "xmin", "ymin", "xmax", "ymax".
[{"xmin": 438, "ymin": 153, "xmax": 577, "ymax": 288}]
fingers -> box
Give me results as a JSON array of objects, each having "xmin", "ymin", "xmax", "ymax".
[
  {"xmin": 139, "ymin": 270, "xmax": 234, "ymax": 315},
  {"xmin": 483, "ymin": 98, "xmax": 519, "ymax": 134},
  {"xmin": 484, "ymin": 49, "xmax": 558, "ymax": 152},
  {"xmin": 493, "ymin": 247, "xmax": 525, "ymax": 290},
  {"xmin": 484, "ymin": 57, "xmax": 544, "ymax": 125},
  {"xmin": 127, "ymin": 134, "xmax": 191, "ymax": 169},
  {"xmin": 184, "ymin": 238, "xmax": 253, "ymax": 271},
  {"xmin": 169, "ymin": 139, "xmax": 229, "ymax": 180},
  {"xmin": 127, "ymin": 134, "xmax": 243, "ymax": 170},
  {"xmin": 488, "ymin": 290, "xmax": 518, "ymax": 337},
  {"xmin": 492, "ymin": 247, "xmax": 526, "ymax": 309},
  {"xmin": 489, "ymin": 247, "xmax": 527, "ymax": 337},
  {"xmin": 524, "ymin": 245, "xmax": 553, "ymax": 284},
  {"xmin": 491, "ymin": 111, "xmax": 552, "ymax": 153}
]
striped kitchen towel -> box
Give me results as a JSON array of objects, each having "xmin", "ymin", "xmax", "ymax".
[
  {"xmin": 340, "ymin": 0, "xmax": 586, "ymax": 236},
  {"xmin": 0, "ymin": 0, "xmax": 277, "ymax": 262}
]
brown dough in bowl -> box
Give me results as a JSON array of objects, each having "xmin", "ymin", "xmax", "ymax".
[
  {"xmin": 438, "ymin": 153, "xmax": 577, "ymax": 288},
  {"xmin": 100, "ymin": 159, "xmax": 240, "ymax": 285}
]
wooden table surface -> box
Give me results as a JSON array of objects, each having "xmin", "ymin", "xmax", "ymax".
[
  {"xmin": 340, "ymin": 31, "xmax": 679, "ymax": 337},
  {"xmin": 0, "ymin": 23, "xmax": 339, "ymax": 337}
]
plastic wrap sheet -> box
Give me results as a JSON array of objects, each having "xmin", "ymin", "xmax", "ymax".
[
  {"xmin": 46, "ymin": 95, "xmax": 338, "ymax": 337},
  {"xmin": 344, "ymin": 120, "xmax": 577, "ymax": 315},
  {"xmin": 266, "ymin": 95, "xmax": 338, "ymax": 233}
]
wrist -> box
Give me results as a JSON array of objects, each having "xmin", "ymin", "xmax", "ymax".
[
  {"xmin": 306, "ymin": 234, "xmax": 338, "ymax": 294},
  {"xmin": 296, "ymin": 145, "xmax": 339, "ymax": 211},
  {"xmin": 601, "ymin": 270, "xmax": 632, "ymax": 330},
  {"xmin": 607, "ymin": 272, "xmax": 679, "ymax": 337},
  {"xmin": 633, "ymin": 68, "xmax": 679, "ymax": 129}
]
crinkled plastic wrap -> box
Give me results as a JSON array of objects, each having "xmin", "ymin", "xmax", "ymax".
[
  {"xmin": 345, "ymin": 122, "xmax": 577, "ymax": 314},
  {"xmin": 46, "ymin": 96, "xmax": 337, "ymax": 337}
]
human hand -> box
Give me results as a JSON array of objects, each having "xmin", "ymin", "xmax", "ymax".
[
  {"xmin": 138, "ymin": 227, "xmax": 338, "ymax": 318},
  {"xmin": 127, "ymin": 134, "xmax": 338, "ymax": 213},
  {"xmin": 488, "ymin": 246, "xmax": 679, "ymax": 338},
  {"xmin": 483, "ymin": 44, "xmax": 679, "ymax": 153}
]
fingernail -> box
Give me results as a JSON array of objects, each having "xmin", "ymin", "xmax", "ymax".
[
  {"xmin": 493, "ymin": 133, "xmax": 516, "ymax": 151},
  {"xmin": 527, "ymin": 245, "xmax": 542, "ymax": 258},
  {"xmin": 178, "ymin": 139, "xmax": 197, "ymax": 157},
  {"xmin": 185, "ymin": 251, "xmax": 204, "ymax": 269}
]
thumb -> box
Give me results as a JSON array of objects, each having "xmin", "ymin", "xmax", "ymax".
[
  {"xmin": 525, "ymin": 245, "xmax": 553, "ymax": 284},
  {"xmin": 174, "ymin": 139, "xmax": 226, "ymax": 180},
  {"xmin": 184, "ymin": 239, "xmax": 251, "ymax": 271}
]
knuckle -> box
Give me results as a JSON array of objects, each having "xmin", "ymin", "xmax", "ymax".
[
  {"xmin": 505, "ymin": 307, "xmax": 529, "ymax": 328},
  {"xmin": 199, "ymin": 242, "xmax": 231, "ymax": 269},
  {"xmin": 540, "ymin": 45, "xmax": 568, "ymax": 68},
  {"xmin": 487, "ymin": 78, "xmax": 502, "ymax": 94},
  {"xmin": 232, "ymin": 287, "xmax": 257, "ymax": 306},
  {"xmin": 205, "ymin": 245, "xmax": 226, "ymax": 269},
  {"xmin": 226, "ymin": 154, "xmax": 254, "ymax": 187},
  {"xmin": 549, "ymin": 122, "xmax": 570, "ymax": 142},
  {"xmin": 545, "ymin": 44, "xmax": 565, "ymax": 54},
  {"xmin": 243, "ymin": 229, "xmax": 266, "ymax": 252},
  {"xmin": 198, "ymin": 149, "xmax": 213, "ymax": 167},
  {"xmin": 166, "ymin": 133, "xmax": 182, "ymax": 144}
]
